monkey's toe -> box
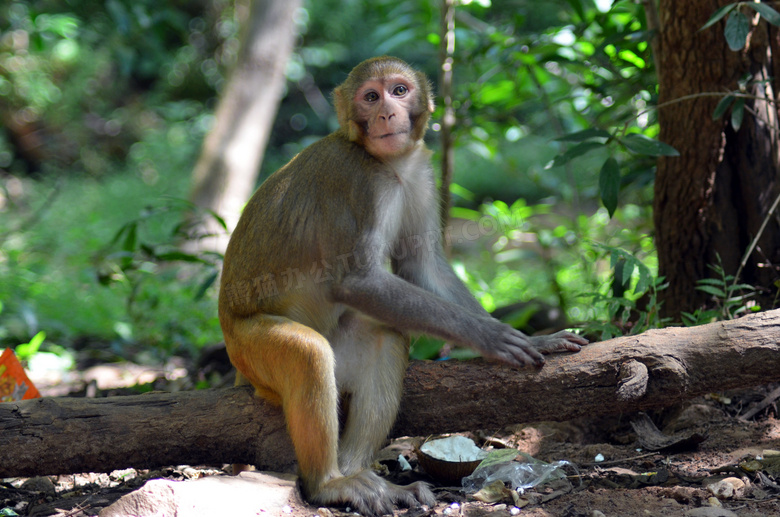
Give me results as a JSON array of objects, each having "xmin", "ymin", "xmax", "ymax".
[
  {"xmin": 384, "ymin": 479, "xmax": 436, "ymax": 509},
  {"xmin": 311, "ymin": 470, "xmax": 433, "ymax": 516}
]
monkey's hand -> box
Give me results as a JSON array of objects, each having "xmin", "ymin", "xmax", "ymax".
[
  {"xmin": 473, "ymin": 320, "xmax": 547, "ymax": 367},
  {"xmin": 528, "ymin": 330, "xmax": 589, "ymax": 354},
  {"xmin": 475, "ymin": 322, "xmax": 587, "ymax": 368}
]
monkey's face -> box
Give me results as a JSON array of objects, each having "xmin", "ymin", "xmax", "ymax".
[{"xmin": 353, "ymin": 75, "xmax": 419, "ymax": 159}]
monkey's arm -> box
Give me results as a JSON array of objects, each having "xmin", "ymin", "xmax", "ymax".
[
  {"xmin": 393, "ymin": 242, "xmax": 587, "ymax": 356},
  {"xmin": 393, "ymin": 242, "xmax": 489, "ymax": 316},
  {"xmin": 333, "ymin": 267, "xmax": 548, "ymax": 367}
]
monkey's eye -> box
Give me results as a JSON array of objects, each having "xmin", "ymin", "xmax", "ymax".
[
  {"xmin": 392, "ymin": 85, "xmax": 408, "ymax": 96},
  {"xmin": 364, "ymin": 91, "xmax": 379, "ymax": 102}
]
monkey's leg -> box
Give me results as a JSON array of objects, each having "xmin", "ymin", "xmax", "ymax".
[
  {"xmin": 226, "ymin": 314, "xmax": 421, "ymax": 516},
  {"xmin": 333, "ymin": 320, "xmax": 408, "ymax": 474},
  {"xmin": 332, "ymin": 316, "xmax": 436, "ymax": 509},
  {"xmin": 224, "ymin": 316, "xmax": 341, "ymax": 495}
]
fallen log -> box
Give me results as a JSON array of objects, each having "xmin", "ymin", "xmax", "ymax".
[{"xmin": 2, "ymin": 309, "xmax": 780, "ymax": 478}]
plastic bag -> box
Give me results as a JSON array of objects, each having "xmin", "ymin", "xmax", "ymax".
[
  {"xmin": 462, "ymin": 452, "xmax": 574, "ymax": 492},
  {"xmin": 0, "ymin": 348, "xmax": 41, "ymax": 402}
]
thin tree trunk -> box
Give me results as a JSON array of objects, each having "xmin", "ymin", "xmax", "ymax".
[
  {"xmin": 189, "ymin": 0, "xmax": 300, "ymax": 252},
  {"xmin": 439, "ymin": 0, "xmax": 455, "ymax": 249},
  {"xmin": 655, "ymin": 1, "xmax": 780, "ymax": 320}
]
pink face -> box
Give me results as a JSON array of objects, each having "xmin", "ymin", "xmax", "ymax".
[{"xmin": 353, "ymin": 75, "xmax": 417, "ymax": 159}]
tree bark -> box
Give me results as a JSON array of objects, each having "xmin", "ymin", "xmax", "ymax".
[
  {"xmin": 3, "ymin": 309, "xmax": 780, "ymax": 477},
  {"xmin": 189, "ymin": 0, "xmax": 300, "ymax": 252},
  {"xmin": 655, "ymin": 0, "xmax": 780, "ymax": 320}
]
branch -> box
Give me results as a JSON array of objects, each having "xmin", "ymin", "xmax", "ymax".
[{"xmin": 3, "ymin": 309, "xmax": 780, "ymax": 477}]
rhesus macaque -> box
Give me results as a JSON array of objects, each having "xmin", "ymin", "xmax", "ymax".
[{"xmin": 218, "ymin": 56, "xmax": 587, "ymax": 515}]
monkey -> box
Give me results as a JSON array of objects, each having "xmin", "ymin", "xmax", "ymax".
[{"xmin": 218, "ymin": 56, "xmax": 588, "ymax": 516}]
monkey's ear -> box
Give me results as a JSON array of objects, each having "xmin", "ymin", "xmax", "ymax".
[
  {"xmin": 332, "ymin": 85, "xmax": 350, "ymax": 130},
  {"xmin": 347, "ymin": 120, "xmax": 364, "ymax": 143},
  {"xmin": 419, "ymin": 74, "xmax": 435, "ymax": 114}
]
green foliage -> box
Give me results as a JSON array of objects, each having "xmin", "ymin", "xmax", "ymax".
[
  {"xmin": 553, "ymin": 129, "xmax": 677, "ymax": 216},
  {"xmin": 599, "ymin": 157, "xmax": 620, "ymax": 217},
  {"xmin": 0, "ymin": 165, "xmax": 223, "ymax": 360},
  {"xmin": 724, "ymin": 11, "xmax": 750, "ymax": 51},
  {"xmin": 92, "ymin": 200, "xmax": 226, "ymax": 357},
  {"xmin": 449, "ymin": 194, "xmax": 662, "ymax": 342},
  {"xmin": 0, "ymin": 0, "xmax": 228, "ymax": 176},
  {"xmin": 681, "ymin": 256, "xmax": 761, "ymax": 325},
  {"xmin": 434, "ymin": 0, "xmax": 663, "ymax": 216},
  {"xmin": 579, "ymin": 244, "xmax": 669, "ymax": 340},
  {"xmin": 14, "ymin": 330, "xmax": 45, "ymax": 361},
  {"xmin": 409, "ymin": 335, "xmax": 446, "ymax": 360},
  {"xmin": 0, "ymin": 0, "xmax": 682, "ymax": 364},
  {"xmin": 701, "ymin": 2, "xmax": 780, "ymax": 51}
]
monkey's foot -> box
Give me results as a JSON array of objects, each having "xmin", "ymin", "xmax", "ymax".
[{"xmin": 309, "ymin": 470, "xmax": 434, "ymax": 516}]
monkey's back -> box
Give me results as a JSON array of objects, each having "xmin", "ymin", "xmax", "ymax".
[{"xmin": 219, "ymin": 131, "xmax": 388, "ymax": 320}]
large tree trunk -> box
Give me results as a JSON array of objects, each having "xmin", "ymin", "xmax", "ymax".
[
  {"xmin": 654, "ymin": 1, "xmax": 780, "ymax": 320},
  {"xmin": 3, "ymin": 309, "xmax": 780, "ymax": 478},
  {"xmin": 189, "ymin": 0, "xmax": 300, "ymax": 252}
]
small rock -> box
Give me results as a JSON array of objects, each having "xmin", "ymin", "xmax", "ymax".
[
  {"xmin": 21, "ymin": 477, "xmax": 56, "ymax": 496},
  {"xmin": 706, "ymin": 477, "xmax": 745, "ymax": 499},
  {"xmin": 685, "ymin": 507, "xmax": 739, "ymax": 517}
]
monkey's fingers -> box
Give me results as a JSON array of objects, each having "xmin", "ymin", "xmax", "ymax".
[
  {"xmin": 532, "ymin": 331, "xmax": 588, "ymax": 354},
  {"xmin": 494, "ymin": 331, "xmax": 546, "ymax": 367}
]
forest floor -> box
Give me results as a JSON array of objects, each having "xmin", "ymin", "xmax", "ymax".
[{"xmin": 2, "ymin": 350, "xmax": 780, "ymax": 517}]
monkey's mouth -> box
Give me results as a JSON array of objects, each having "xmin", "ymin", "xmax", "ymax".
[{"xmin": 378, "ymin": 131, "xmax": 407, "ymax": 139}]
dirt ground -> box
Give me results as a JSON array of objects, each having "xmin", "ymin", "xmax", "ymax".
[{"xmin": 2, "ymin": 357, "xmax": 780, "ymax": 517}]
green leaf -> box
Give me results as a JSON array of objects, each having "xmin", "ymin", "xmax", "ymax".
[
  {"xmin": 599, "ymin": 157, "xmax": 620, "ymax": 218},
  {"xmin": 555, "ymin": 129, "xmax": 611, "ymax": 142},
  {"xmin": 121, "ymin": 223, "xmax": 138, "ymax": 269},
  {"xmin": 731, "ymin": 97, "xmax": 745, "ymax": 130},
  {"xmin": 564, "ymin": 0, "xmax": 585, "ymax": 21},
  {"xmin": 122, "ymin": 223, "xmax": 138, "ymax": 253},
  {"xmin": 195, "ymin": 271, "xmax": 218, "ymax": 301},
  {"xmin": 109, "ymin": 222, "xmax": 132, "ymax": 247},
  {"xmin": 697, "ymin": 278, "xmax": 725, "ymax": 286},
  {"xmin": 16, "ymin": 331, "xmax": 46, "ymax": 360},
  {"xmin": 206, "ymin": 210, "xmax": 228, "ymax": 231},
  {"xmin": 696, "ymin": 284, "xmax": 727, "ymax": 298},
  {"xmin": 478, "ymin": 80, "xmax": 516, "ymax": 105},
  {"xmin": 105, "ymin": 0, "xmax": 131, "ymax": 34},
  {"xmin": 609, "ymin": 249, "xmax": 620, "ymax": 270},
  {"xmin": 634, "ymin": 266, "xmax": 650, "ymax": 295},
  {"xmin": 409, "ymin": 336, "xmax": 446, "ymax": 360},
  {"xmin": 712, "ymin": 95, "xmax": 735, "ymax": 120},
  {"xmin": 725, "ymin": 11, "xmax": 750, "ymax": 51},
  {"xmin": 23, "ymin": 331, "xmax": 46, "ymax": 353},
  {"xmin": 622, "ymin": 134, "xmax": 680, "ymax": 156},
  {"xmin": 749, "ymin": 2, "xmax": 780, "ymax": 26},
  {"xmin": 155, "ymin": 251, "xmax": 209, "ymax": 264},
  {"xmin": 552, "ymin": 141, "xmax": 605, "ymax": 167},
  {"xmin": 700, "ymin": 3, "xmax": 738, "ymax": 31},
  {"xmin": 620, "ymin": 258, "xmax": 634, "ymax": 287}
]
